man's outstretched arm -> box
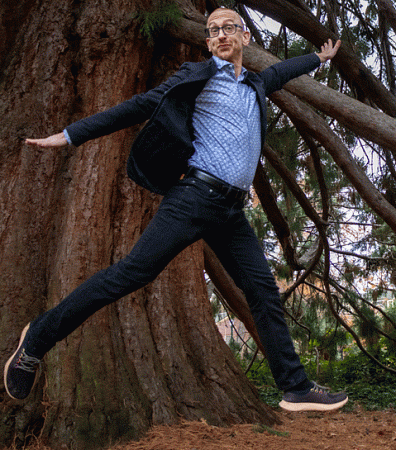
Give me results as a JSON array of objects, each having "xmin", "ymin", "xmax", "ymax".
[
  {"xmin": 25, "ymin": 132, "xmax": 68, "ymax": 147},
  {"xmin": 261, "ymin": 38, "xmax": 342, "ymax": 96}
]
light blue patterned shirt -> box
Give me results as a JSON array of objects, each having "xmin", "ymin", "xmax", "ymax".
[
  {"xmin": 188, "ymin": 56, "xmax": 261, "ymax": 190},
  {"xmin": 64, "ymin": 56, "xmax": 262, "ymax": 190}
]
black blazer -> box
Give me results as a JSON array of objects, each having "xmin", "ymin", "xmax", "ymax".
[{"xmin": 66, "ymin": 53, "xmax": 320, "ymax": 194}]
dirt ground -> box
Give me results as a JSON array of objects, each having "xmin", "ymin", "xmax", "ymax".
[
  {"xmin": 111, "ymin": 407, "xmax": 396, "ymax": 450},
  {"xmin": 2, "ymin": 406, "xmax": 395, "ymax": 450}
]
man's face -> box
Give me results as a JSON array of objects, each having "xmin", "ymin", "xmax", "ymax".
[{"xmin": 206, "ymin": 9, "xmax": 250, "ymax": 65}]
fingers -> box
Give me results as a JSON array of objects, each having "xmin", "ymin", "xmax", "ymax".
[
  {"xmin": 318, "ymin": 38, "xmax": 341, "ymax": 62},
  {"xmin": 323, "ymin": 38, "xmax": 341, "ymax": 52},
  {"xmin": 334, "ymin": 39, "xmax": 342, "ymax": 52},
  {"xmin": 25, "ymin": 138, "xmax": 49, "ymax": 147},
  {"xmin": 25, "ymin": 132, "xmax": 68, "ymax": 148}
]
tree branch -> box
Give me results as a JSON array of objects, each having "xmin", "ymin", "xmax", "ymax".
[
  {"xmin": 167, "ymin": 16, "xmax": 396, "ymax": 154},
  {"xmin": 375, "ymin": 0, "xmax": 396, "ymax": 36},
  {"xmin": 269, "ymin": 87, "xmax": 396, "ymax": 233},
  {"xmin": 253, "ymin": 162, "xmax": 303, "ymax": 270},
  {"xmin": 239, "ymin": 0, "xmax": 396, "ymax": 116},
  {"xmin": 203, "ymin": 243, "xmax": 267, "ymax": 356}
]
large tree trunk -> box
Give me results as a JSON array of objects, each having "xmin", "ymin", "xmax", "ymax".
[{"xmin": 0, "ymin": 1, "xmax": 278, "ymax": 449}]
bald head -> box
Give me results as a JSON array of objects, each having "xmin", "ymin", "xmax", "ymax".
[
  {"xmin": 205, "ymin": 7, "xmax": 250, "ymax": 76},
  {"xmin": 206, "ymin": 8, "xmax": 244, "ymax": 28}
]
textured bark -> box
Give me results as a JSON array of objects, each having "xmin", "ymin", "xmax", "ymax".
[
  {"xmin": 0, "ymin": 1, "xmax": 278, "ymax": 449},
  {"xmin": 253, "ymin": 164, "xmax": 302, "ymax": 270},
  {"xmin": 203, "ymin": 244, "xmax": 266, "ymax": 355},
  {"xmin": 376, "ymin": 0, "xmax": 396, "ymax": 35}
]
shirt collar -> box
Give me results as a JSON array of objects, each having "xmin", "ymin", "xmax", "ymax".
[{"xmin": 212, "ymin": 56, "xmax": 247, "ymax": 80}]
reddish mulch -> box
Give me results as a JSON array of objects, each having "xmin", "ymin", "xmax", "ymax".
[
  {"xmin": 112, "ymin": 407, "xmax": 396, "ymax": 450},
  {"xmin": 3, "ymin": 407, "xmax": 396, "ymax": 450}
]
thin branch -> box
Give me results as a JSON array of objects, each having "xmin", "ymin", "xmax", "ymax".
[
  {"xmin": 313, "ymin": 269, "xmax": 396, "ymax": 335},
  {"xmin": 244, "ymin": 346, "xmax": 259, "ymax": 374},
  {"xmin": 237, "ymin": 4, "xmax": 266, "ymax": 48},
  {"xmin": 283, "ymin": 307, "xmax": 312, "ymax": 340},
  {"xmin": 253, "ymin": 161, "xmax": 303, "ymax": 270},
  {"xmin": 297, "ymin": 128, "xmax": 330, "ymax": 222},
  {"xmin": 329, "ymin": 246, "xmax": 395, "ymax": 262}
]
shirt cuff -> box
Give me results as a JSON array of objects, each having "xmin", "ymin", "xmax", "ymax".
[{"xmin": 63, "ymin": 128, "xmax": 73, "ymax": 145}]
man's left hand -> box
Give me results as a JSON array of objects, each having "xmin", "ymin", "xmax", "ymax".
[{"xmin": 317, "ymin": 39, "xmax": 341, "ymax": 63}]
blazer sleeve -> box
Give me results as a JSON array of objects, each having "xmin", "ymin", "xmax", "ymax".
[
  {"xmin": 65, "ymin": 63, "xmax": 193, "ymax": 147},
  {"xmin": 260, "ymin": 53, "xmax": 321, "ymax": 96}
]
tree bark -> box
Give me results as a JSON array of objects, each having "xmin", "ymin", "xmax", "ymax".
[
  {"xmin": 376, "ymin": 0, "xmax": 396, "ymax": 35},
  {"xmin": 0, "ymin": 1, "xmax": 278, "ymax": 449},
  {"xmin": 253, "ymin": 164, "xmax": 302, "ymax": 269},
  {"xmin": 203, "ymin": 244, "xmax": 266, "ymax": 355}
]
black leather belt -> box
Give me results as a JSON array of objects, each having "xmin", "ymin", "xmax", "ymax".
[{"xmin": 185, "ymin": 167, "xmax": 248, "ymax": 204}]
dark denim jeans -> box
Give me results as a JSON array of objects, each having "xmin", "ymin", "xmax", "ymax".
[{"xmin": 28, "ymin": 177, "xmax": 307, "ymax": 391}]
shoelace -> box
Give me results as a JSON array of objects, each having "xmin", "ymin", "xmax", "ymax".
[
  {"xmin": 16, "ymin": 349, "xmax": 41, "ymax": 372},
  {"xmin": 311, "ymin": 382, "xmax": 330, "ymax": 393}
]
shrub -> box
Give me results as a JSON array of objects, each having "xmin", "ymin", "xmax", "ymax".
[{"xmin": 243, "ymin": 350, "xmax": 396, "ymax": 410}]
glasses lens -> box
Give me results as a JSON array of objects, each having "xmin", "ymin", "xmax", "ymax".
[
  {"xmin": 223, "ymin": 25, "xmax": 236, "ymax": 35},
  {"xmin": 209, "ymin": 27, "xmax": 219, "ymax": 37}
]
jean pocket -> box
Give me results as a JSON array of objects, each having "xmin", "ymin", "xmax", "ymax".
[
  {"xmin": 159, "ymin": 183, "xmax": 195, "ymax": 218},
  {"xmin": 185, "ymin": 178, "xmax": 226, "ymax": 203}
]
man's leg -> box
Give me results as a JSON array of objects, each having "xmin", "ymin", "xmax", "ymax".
[
  {"xmin": 4, "ymin": 180, "xmax": 207, "ymax": 399},
  {"xmin": 203, "ymin": 207, "xmax": 307, "ymax": 392},
  {"xmin": 203, "ymin": 207, "xmax": 348, "ymax": 411}
]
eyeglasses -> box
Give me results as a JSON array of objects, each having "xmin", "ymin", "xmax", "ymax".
[{"xmin": 205, "ymin": 24, "xmax": 244, "ymax": 38}]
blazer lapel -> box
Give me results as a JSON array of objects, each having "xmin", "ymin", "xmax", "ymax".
[
  {"xmin": 178, "ymin": 58, "xmax": 218, "ymax": 85},
  {"xmin": 244, "ymin": 72, "xmax": 266, "ymax": 115}
]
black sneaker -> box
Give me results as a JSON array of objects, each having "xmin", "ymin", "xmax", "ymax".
[
  {"xmin": 279, "ymin": 382, "xmax": 348, "ymax": 412},
  {"xmin": 4, "ymin": 324, "xmax": 41, "ymax": 400}
]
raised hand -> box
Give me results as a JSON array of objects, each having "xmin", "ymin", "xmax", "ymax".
[{"xmin": 317, "ymin": 39, "xmax": 341, "ymax": 63}]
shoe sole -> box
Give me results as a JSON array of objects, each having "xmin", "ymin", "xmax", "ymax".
[
  {"xmin": 3, "ymin": 323, "xmax": 37, "ymax": 400},
  {"xmin": 279, "ymin": 396, "xmax": 348, "ymax": 412}
]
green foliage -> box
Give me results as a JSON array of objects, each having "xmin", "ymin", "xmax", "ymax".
[
  {"xmin": 238, "ymin": 350, "xmax": 396, "ymax": 411},
  {"xmin": 328, "ymin": 353, "xmax": 396, "ymax": 411},
  {"xmin": 237, "ymin": 0, "xmax": 396, "ymax": 408},
  {"xmin": 228, "ymin": 337, "xmax": 242, "ymax": 355},
  {"xmin": 245, "ymin": 204, "xmax": 275, "ymax": 246},
  {"xmin": 243, "ymin": 359, "xmax": 284, "ymax": 408},
  {"xmin": 380, "ymin": 304, "xmax": 396, "ymax": 357},
  {"xmin": 134, "ymin": 1, "xmax": 182, "ymax": 43}
]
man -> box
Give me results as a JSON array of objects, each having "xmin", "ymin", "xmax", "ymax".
[{"xmin": 5, "ymin": 8, "xmax": 346, "ymax": 412}]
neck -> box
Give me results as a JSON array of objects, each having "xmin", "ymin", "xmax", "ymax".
[
  {"xmin": 229, "ymin": 54, "xmax": 243, "ymax": 78},
  {"xmin": 233, "ymin": 62, "xmax": 242, "ymax": 78}
]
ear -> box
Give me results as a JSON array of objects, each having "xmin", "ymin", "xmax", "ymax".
[
  {"xmin": 206, "ymin": 37, "xmax": 212, "ymax": 52},
  {"xmin": 242, "ymin": 30, "xmax": 251, "ymax": 47}
]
